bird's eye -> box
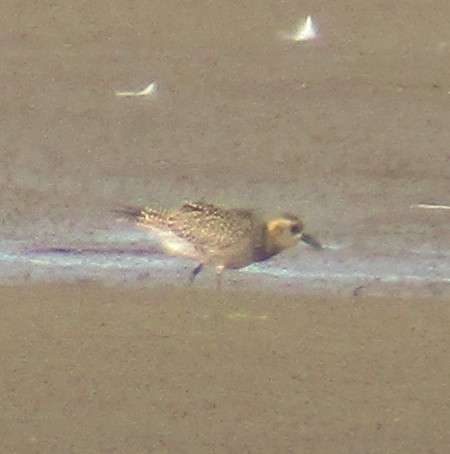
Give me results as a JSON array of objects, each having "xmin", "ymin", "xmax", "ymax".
[{"xmin": 290, "ymin": 224, "xmax": 302, "ymax": 234}]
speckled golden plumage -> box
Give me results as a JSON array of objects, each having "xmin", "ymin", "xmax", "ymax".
[{"xmin": 115, "ymin": 201, "xmax": 321, "ymax": 287}]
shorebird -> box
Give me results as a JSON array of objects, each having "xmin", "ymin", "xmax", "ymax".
[{"xmin": 114, "ymin": 201, "xmax": 321, "ymax": 288}]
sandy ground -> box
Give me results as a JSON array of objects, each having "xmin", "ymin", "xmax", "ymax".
[
  {"xmin": 1, "ymin": 284, "xmax": 450, "ymax": 453},
  {"xmin": 2, "ymin": 0, "xmax": 450, "ymax": 452},
  {"xmin": 2, "ymin": 0, "xmax": 450, "ymax": 239}
]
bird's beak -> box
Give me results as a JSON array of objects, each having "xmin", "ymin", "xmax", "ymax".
[{"xmin": 301, "ymin": 233, "xmax": 322, "ymax": 250}]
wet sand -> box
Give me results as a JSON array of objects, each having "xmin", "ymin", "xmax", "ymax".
[
  {"xmin": 1, "ymin": 284, "xmax": 450, "ymax": 453},
  {"xmin": 2, "ymin": 0, "xmax": 450, "ymax": 452}
]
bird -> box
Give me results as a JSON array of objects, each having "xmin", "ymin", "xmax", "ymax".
[{"xmin": 114, "ymin": 200, "xmax": 321, "ymax": 288}]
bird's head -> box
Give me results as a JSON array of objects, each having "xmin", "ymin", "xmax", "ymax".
[{"xmin": 265, "ymin": 214, "xmax": 322, "ymax": 256}]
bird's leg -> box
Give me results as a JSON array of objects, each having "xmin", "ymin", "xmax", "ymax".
[
  {"xmin": 215, "ymin": 265, "xmax": 225, "ymax": 291},
  {"xmin": 189, "ymin": 263, "xmax": 204, "ymax": 285}
]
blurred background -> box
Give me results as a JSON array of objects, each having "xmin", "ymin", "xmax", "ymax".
[{"xmin": 1, "ymin": 0, "xmax": 449, "ymax": 296}]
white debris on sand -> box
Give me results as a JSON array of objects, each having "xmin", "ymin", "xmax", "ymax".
[
  {"xmin": 115, "ymin": 81, "xmax": 157, "ymax": 98},
  {"xmin": 279, "ymin": 16, "xmax": 318, "ymax": 42},
  {"xmin": 411, "ymin": 203, "xmax": 450, "ymax": 210}
]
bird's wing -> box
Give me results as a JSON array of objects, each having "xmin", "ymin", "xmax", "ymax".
[{"xmin": 172, "ymin": 206, "xmax": 257, "ymax": 251}]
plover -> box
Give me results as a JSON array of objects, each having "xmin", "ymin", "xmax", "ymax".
[{"xmin": 114, "ymin": 201, "xmax": 321, "ymax": 288}]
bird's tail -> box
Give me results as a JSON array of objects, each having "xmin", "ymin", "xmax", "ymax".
[
  {"xmin": 113, "ymin": 206, "xmax": 148, "ymax": 223},
  {"xmin": 113, "ymin": 205, "xmax": 168, "ymax": 228}
]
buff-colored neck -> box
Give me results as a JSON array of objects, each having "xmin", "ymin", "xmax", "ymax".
[{"xmin": 253, "ymin": 224, "xmax": 283, "ymax": 262}]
